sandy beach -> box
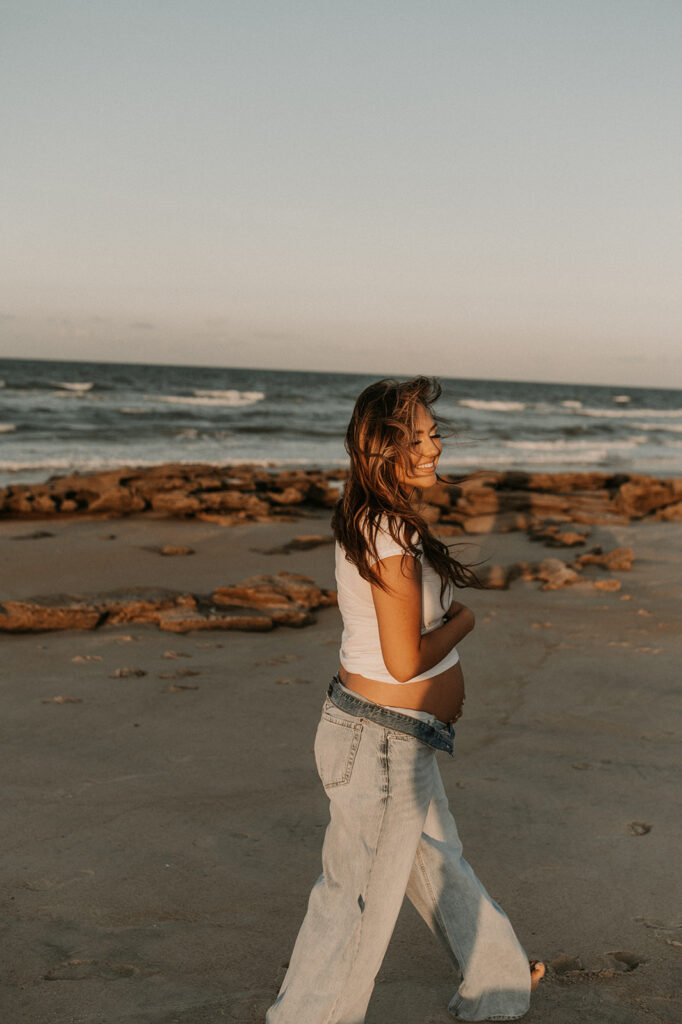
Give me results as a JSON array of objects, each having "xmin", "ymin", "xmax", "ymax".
[{"xmin": 1, "ymin": 501, "xmax": 680, "ymax": 1024}]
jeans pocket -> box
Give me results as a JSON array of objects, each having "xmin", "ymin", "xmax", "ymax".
[{"xmin": 314, "ymin": 714, "xmax": 362, "ymax": 789}]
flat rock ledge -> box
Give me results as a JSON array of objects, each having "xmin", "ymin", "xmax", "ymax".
[
  {"xmin": 0, "ymin": 573, "xmax": 337, "ymax": 634},
  {"xmin": 1, "ymin": 464, "xmax": 681, "ymax": 528}
]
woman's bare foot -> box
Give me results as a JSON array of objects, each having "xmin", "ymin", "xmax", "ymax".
[{"xmin": 530, "ymin": 960, "xmax": 546, "ymax": 992}]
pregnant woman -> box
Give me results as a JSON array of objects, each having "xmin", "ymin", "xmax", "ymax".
[{"xmin": 266, "ymin": 376, "xmax": 544, "ymax": 1022}]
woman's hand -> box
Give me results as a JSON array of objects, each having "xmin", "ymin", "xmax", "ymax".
[{"xmin": 443, "ymin": 599, "xmax": 475, "ymax": 636}]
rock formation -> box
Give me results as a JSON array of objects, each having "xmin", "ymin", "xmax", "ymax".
[
  {"xmin": 0, "ymin": 573, "xmax": 337, "ymax": 634},
  {"xmin": 1, "ymin": 464, "xmax": 680, "ymax": 530}
]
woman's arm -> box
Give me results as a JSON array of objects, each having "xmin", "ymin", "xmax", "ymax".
[{"xmin": 370, "ymin": 555, "xmax": 475, "ymax": 683}]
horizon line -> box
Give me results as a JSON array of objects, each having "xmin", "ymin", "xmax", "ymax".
[{"xmin": 1, "ymin": 353, "xmax": 680, "ymax": 395}]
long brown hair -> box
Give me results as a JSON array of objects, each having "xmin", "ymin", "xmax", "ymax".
[{"xmin": 332, "ymin": 376, "xmax": 479, "ymax": 595}]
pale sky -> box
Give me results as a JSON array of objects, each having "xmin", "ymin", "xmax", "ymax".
[{"xmin": 1, "ymin": 1, "xmax": 680, "ymax": 387}]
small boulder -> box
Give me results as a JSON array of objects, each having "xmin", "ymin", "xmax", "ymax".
[{"xmin": 535, "ymin": 558, "xmax": 581, "ymax": 590}]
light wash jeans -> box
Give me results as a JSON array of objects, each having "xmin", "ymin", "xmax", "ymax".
[{"xmin": 266, "ymin": 688, "xmax": 531, "ymax": 1024}]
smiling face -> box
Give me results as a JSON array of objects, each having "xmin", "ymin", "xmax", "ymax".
[{"xmin": 395, "ymin": 402, "xmax": 442, "ymax": 490}]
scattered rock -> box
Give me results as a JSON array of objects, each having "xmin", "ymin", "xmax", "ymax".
[
  {"xmin": 158, "ymin": 545, "xmax": 195, "ymax": 556},
  {"xmin": 479, "ymin": 565, "xmax": 511, "ymax": 589},
  {"xmin": 261, "ymin": 534, "xmax": 334, "ymax": 555},
  {"xmin": 528, "ymin": 521, "xmax": 589, "ymax": 546},
  {"xmin": 535, "ymin": 558, "xmax": 581, "ymax": 590},
  {"xmin": 110, "ymin": 668, "xmax": 147, "ymax": 678},
  {"xmin": 628, "ymin": 821, "xmax": 652, "ymax": 836},
  {"xmin": 577, "ymin": 547, "xmax": 634, "ymax": 571},
  {"xmin": 41, "ymin": 696, "xmax": 83, "ymax": 704},
  {"xmin": 593, "ymin": 579, "xmax": 622, "ymax": 592}
]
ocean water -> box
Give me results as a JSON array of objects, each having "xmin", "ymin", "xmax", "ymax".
[{"xmin": 0, "ymin": 357, "xmax": 681, "ymax": 487}]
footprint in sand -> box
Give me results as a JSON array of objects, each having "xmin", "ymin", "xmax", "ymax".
[
  {"xmin": 11, "ymin": 530, "xmax": 54, "ymax": 540},
  {"xmin": 636, "ymin": 916, "xmax": 682, "ymax": 948},
  {"xmin": 141, "ymin": 544, "xmax": 195, "ymax": 556},
  {"xmin": 628, "ymin": 821, "xmax": 652, "ymax": 835},
  {"xmin": 549, "ymin": 951, "xmax": 644, "ymax": 979},
  {"xmin": 43, "ymin": 958, "xmax": 152, "ymax": 981},
  {"xmin": 24, "ymin": 869, "xmax": 94, "ymax": 891},
  {"xmin": 257, "ymin": 653, "xmax": 301, "ymax": 666}
]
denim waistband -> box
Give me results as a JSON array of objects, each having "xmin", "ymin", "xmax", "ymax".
[{"xmin": 327, "ymin": 675, "xmax": 455, "ymax": 756}]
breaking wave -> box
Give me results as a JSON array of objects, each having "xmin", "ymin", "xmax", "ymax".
[
  {"xmin": 503, "ymin": 436, "xmax": 646, "ymax": 451},
  {"xmin": 459, "ymin": 399, "xmax": 526, "ymax": 412},
  {"xmin": 579, "ymin": 407, "xmax": 682, "ymax": 419},
  {"xmin": 150, "ymin": 390, "xmax": 265, "ymax": 408},
  {"xmin": 52, "ymin": 381, "xmax": 94, "ymax": 392}
]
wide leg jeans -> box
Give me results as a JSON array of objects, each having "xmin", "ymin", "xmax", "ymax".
[{"xmin": 266, "ymin": 699, "xmax": 531, "ymax": 1023}]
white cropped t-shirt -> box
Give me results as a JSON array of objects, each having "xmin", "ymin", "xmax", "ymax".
[{"xmin": 336, "ymin": 519, "xmax": 460, "ymax": 684}]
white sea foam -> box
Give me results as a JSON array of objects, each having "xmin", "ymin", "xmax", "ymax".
[
  {"xmin": 0, "ymin": 423, "xmax": 16, "ymax": 433},
  {"xmin": 53, "ymin": 381, "xmax": 94, "ymax": 392},
  {"xmin": 0, "ymin": 380, "xmax": 5, "ymax": 388},
  {"xmin": 439, "ymin": 449, "xmax": 621, "ymax": 467},
  {"xmin": 119, "ymin": 407, "xmax": 152, "ymax": 415},
  {"xmin": 613, "ymin": 395, "xmax": 631, "ymax": 403},
  {"xmin": 561, "ymin": 400, "xmax": 583, "ymax": 409},
  {"xmin": 0, "ymin": 458, "xmax": 76, "ymax": 472},
  {"xmin": 579, "ymin": 407, "xmax": 682, "ymax": 419},
  {"xmin": 504, "ymin": 436, "xmax": 646, "ymax": 452},
  {"xmin": 194, "ymin": 388, "xmax": 265, "ymax": 402},
  {"xmin": 459, "ymin": 399, "xmax": 526, "ymax": 412},
  {"xmin": 632, "ymin": 421, "xmax": 682, "ymax": 433},
  {"xmin": 151, "ymin": 390, "xmax": 265, "ymax": 408},
  {"xmin": 0, "ymin": 454, "xmax": 329, "ymax": 476}
]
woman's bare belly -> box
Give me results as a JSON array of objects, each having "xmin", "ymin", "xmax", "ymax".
[{"xmin": 339, "ymin": 661, "xmax": 465, "ymax": 725}]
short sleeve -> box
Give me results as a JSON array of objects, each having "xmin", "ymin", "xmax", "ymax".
[{"xmin": 368, "ymin": 518, "xmax": 421, "ymax": 566}]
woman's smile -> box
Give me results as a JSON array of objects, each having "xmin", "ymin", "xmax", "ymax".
[{"xmin": 397, "ymin": 403, "xmax": 442, "ymax": 488}]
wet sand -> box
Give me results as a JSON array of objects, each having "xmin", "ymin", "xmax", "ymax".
[{"xmin": 0, "ymin": 513, "xmax": 680, "ymax": 1023}]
